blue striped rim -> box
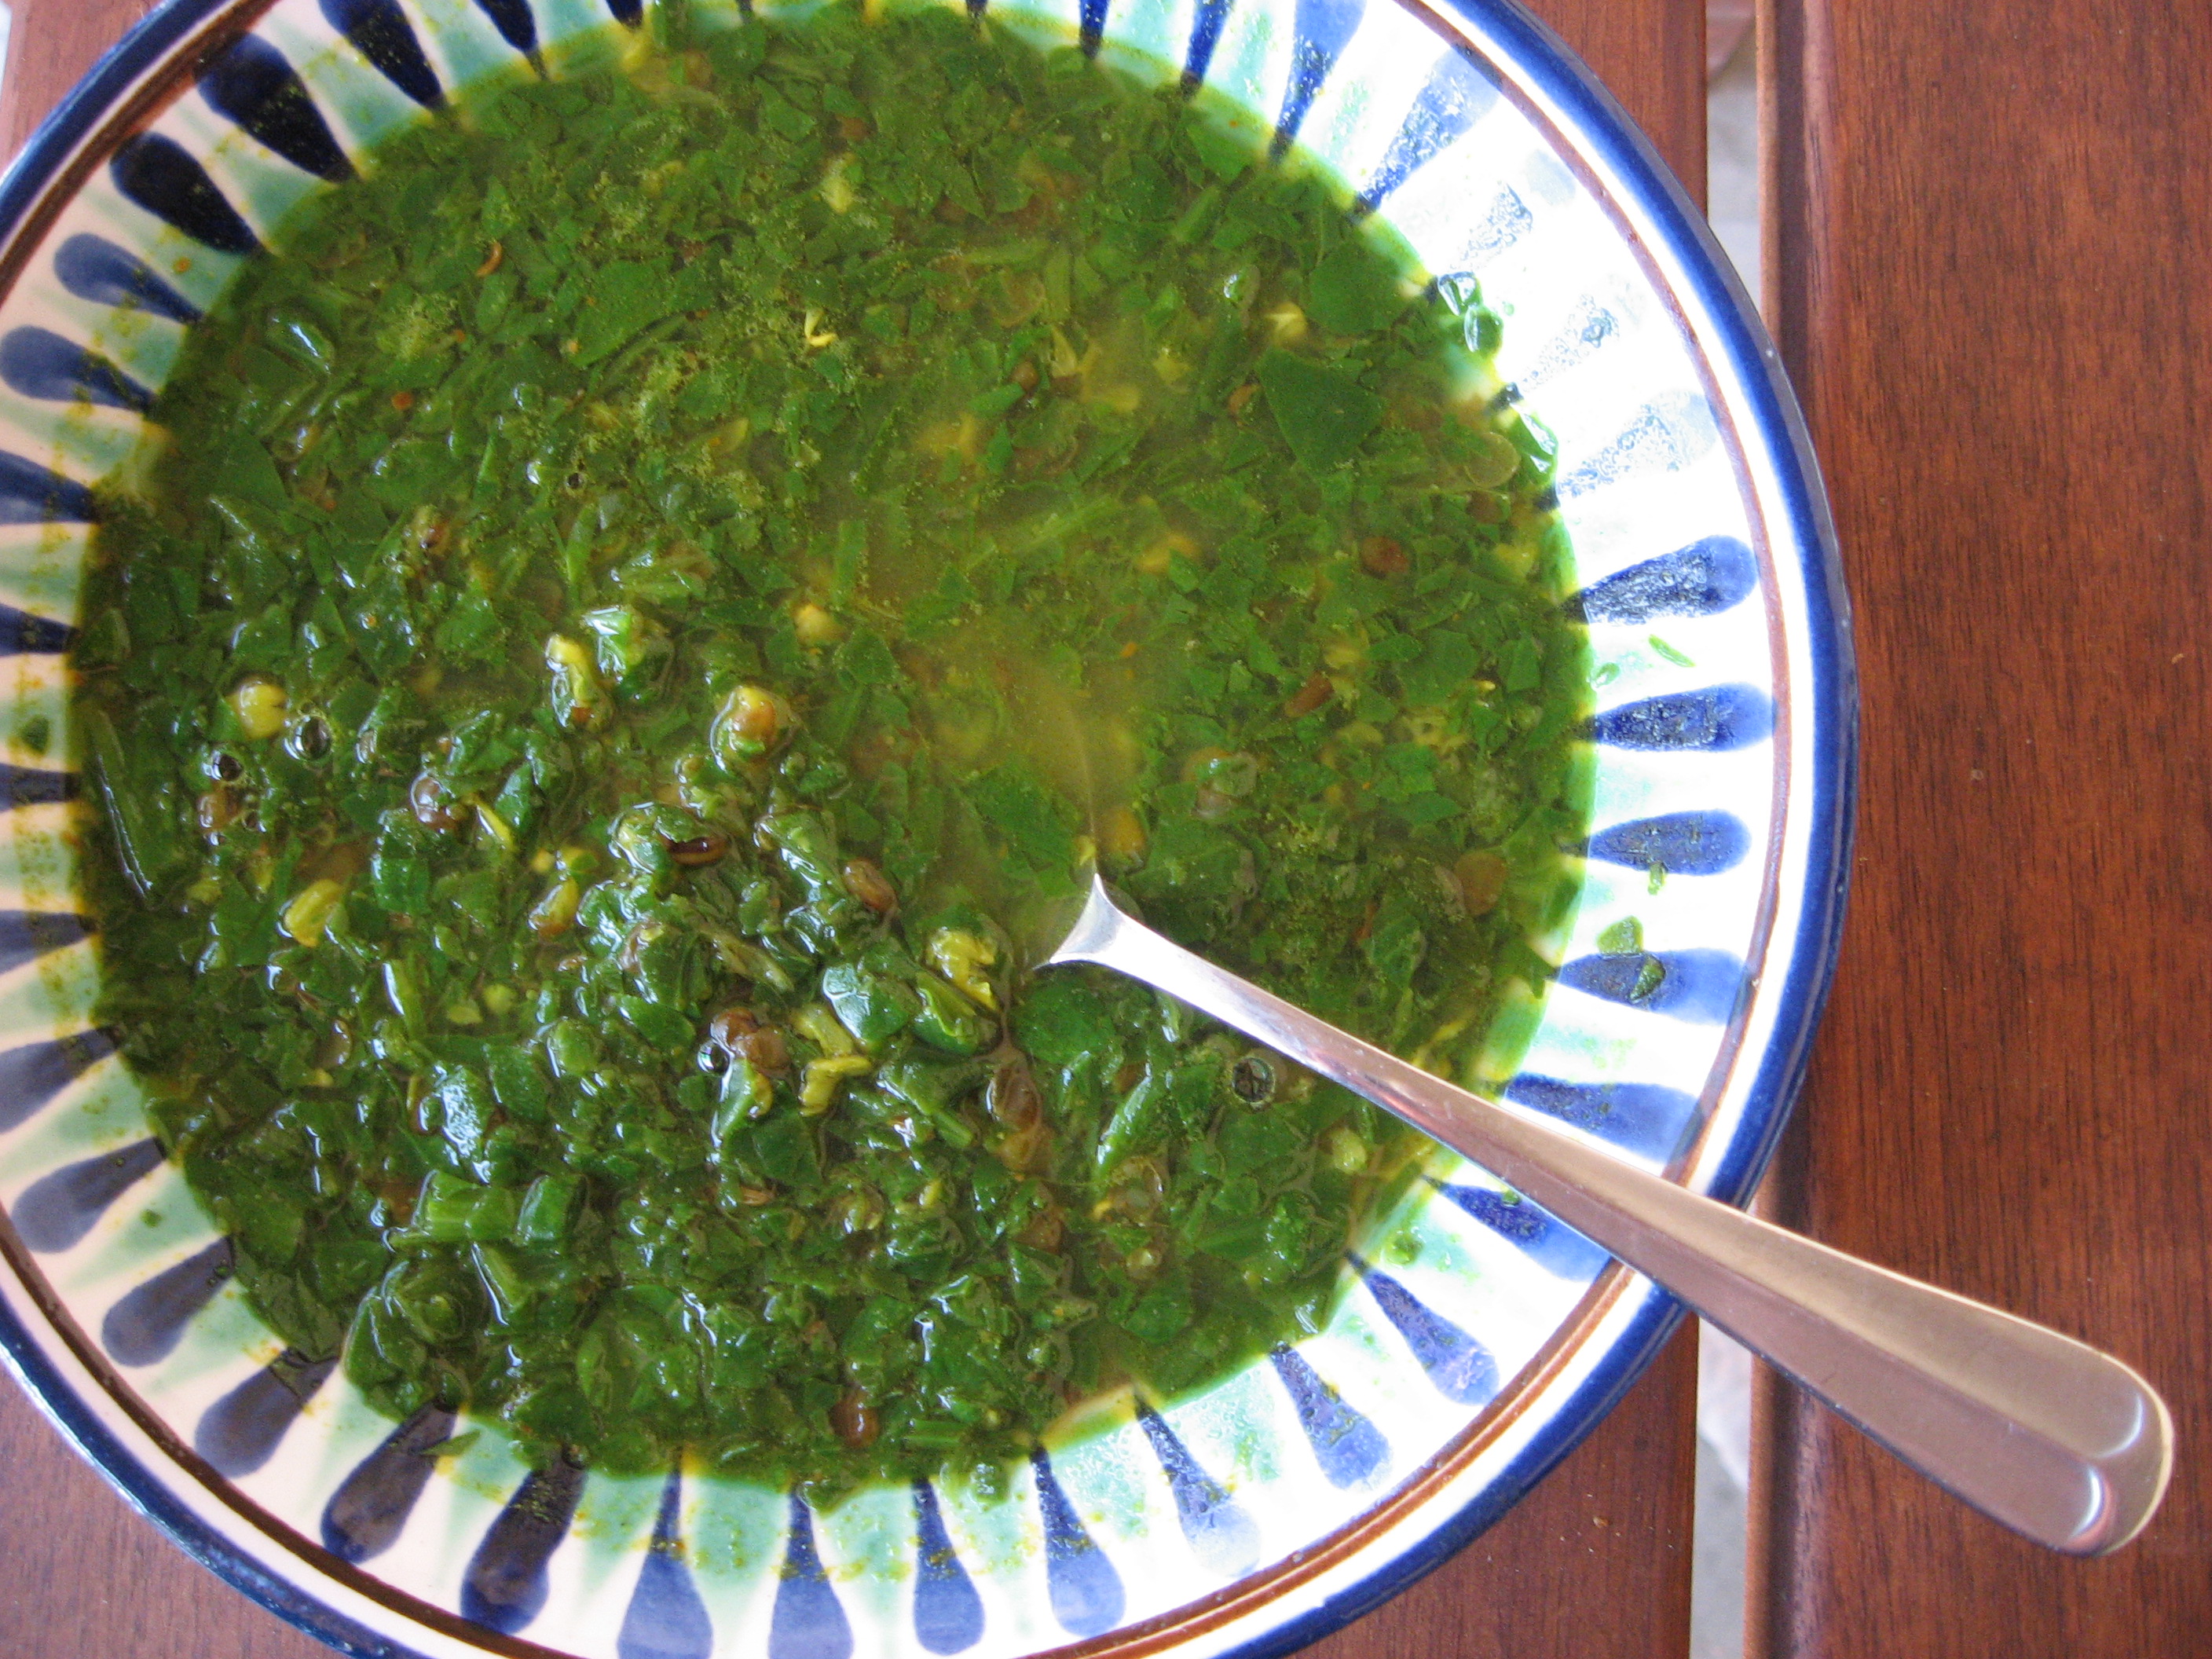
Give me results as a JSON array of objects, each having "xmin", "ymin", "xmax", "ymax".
[
  {"xmin": 910, "ymin": 1478, "xmax": 985, "ymax": 1654},
  {"xmin": 0, "ymin": 1286, "xmax": 430, "ymax": 1657},
  {"xmin": 320, "ymin": 0, "xmax": 445, "ymax": 111},
  {"xmin": 471, "ymin": 0, "xmax": 539, "ymax": 57},
  {"xmin": 0, "ymin": 3, "xmax": 1853, "ymax": 1659},
  {"xmin": 767, "ymin": 1490, "xmax": 853, "ymax": 1659},
  {"xmin": 319, "ymin": 1404, "xmax": 454, "ymax": 1565},
  {"xmin": 460, "ymin": 1459, "xmax": 586, "ymax": 1634},
  {"xmin": 52, "ymin": 233, "xmax": 200, "ymax": 321},
  {"xmin": 198, "ymin": 35, "xmax": 356, "ymax": 184},
  {"xmin": 101, "ymin": 1236, "xmax": 233, "ymax": 1366},
  {"xmin": 1194, "ymin": 0, "xmax": 1855, "ymax": 1642},
  {"xmin": 615, "ymin": 1467, "xmax": 714, "ymax": 1659},
  {"xmin": 193, "ymin": 1349, "xmax": 338, "ymax": 1478},
  {"xmin": 0, "ymin": 0, "xmax": 451, "ymax": 1527},
  {"xmin": 0, "ymin": 1028, "xmax": 116, "ymax": 1133},
  {"xmin": 12, "ymin": 1135, "xmax": 164, "ymax": 1252}
]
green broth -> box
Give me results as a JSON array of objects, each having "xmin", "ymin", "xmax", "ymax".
[{"xmin": 73, "ymin": 2, "xmax": 1590, "ymax": 1493}]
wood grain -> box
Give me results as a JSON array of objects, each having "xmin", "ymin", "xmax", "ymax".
[
  {"xmin": 0, "ymin": 1375, "xmax": 333, "ymax": 1658},
  {"xmin": 0, "ymin": 0, "xmax": 159, "ymax": 163},
  {"xmin": 0, "ymin": 0, "xmax": 1708, "ymax": 1654},
  {"xmin": 1749, "ymin": 0, "xmax": 2212, "ymax": 1654},
  {"xmin": 1524, "ymin": 0, "xmax": 1706, "ymax": 197}
]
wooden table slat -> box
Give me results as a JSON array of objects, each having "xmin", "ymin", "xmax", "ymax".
[{"xmin": 1749, "ymin": 0, "xmax": 2212, "ymax": 1652}]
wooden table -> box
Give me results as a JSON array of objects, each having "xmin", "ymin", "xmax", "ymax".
[
  {"xmin": 2, "ymin": 1, "xmax": 2206, "ymax": 1655},
  {"xmin": 1747, "ymin": 0, "xmax": 2212, "ymax": 1651}
]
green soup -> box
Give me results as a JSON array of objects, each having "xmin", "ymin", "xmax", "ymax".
[{"xmin": 74, "ymin": 2, "xmax": 1590, "ymax": 1494}]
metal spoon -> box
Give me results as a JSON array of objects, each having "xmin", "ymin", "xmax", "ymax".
[{"xmin": 1045, "ymin": 876, "xmax": 2173, "ymax": 1555}]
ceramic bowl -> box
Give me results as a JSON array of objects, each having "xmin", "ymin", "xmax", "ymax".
[{"xmin": 0, "ymin": 1, "xmax": 1851, "ymax": 1655}]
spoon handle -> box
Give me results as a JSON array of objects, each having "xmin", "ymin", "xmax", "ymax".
[{"xmin": 1049, "ymin": 878, "xmax": 2173, "ymax": 1555}]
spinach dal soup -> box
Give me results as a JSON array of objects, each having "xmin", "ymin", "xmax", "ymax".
[{"xmin": 74, "ymin": 1, "xmax": 1593, "ymax": 1495}]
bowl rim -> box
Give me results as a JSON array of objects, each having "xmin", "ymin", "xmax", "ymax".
[{"xmin": 0, "ymin": 0, "xmax": 1857, "ymax": 1654}]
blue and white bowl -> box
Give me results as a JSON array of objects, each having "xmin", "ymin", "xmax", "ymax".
[{"xmin": 0, "ymin": 1, "xmax": 1852, "ymax": 1655}]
